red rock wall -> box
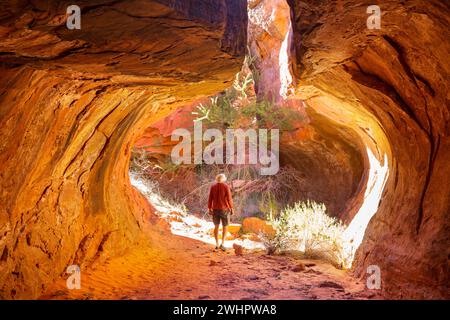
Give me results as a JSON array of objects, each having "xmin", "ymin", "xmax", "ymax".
[
  {"xmin": 0, "ymin": 0, "xmax": 448, "ymax": 300},
  {"xmin": 290, "ymin": 0, "xmax": 449, "ymax": 298},
  {"xmin": 0, "ymin": 0, "xmax": 246, "ymax": 299}
]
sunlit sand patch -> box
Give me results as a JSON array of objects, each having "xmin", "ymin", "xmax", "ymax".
[{"xmin": 130, "ymin": 172, "xmax": 265, "ymax": 250}]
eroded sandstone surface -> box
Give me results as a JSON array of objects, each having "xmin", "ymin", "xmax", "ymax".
[
  {"xmin": 289, "ymin": 0, "xmax": 449, "ymax": 298},
  {"xmin": 0, "ymin": 0, "xmax": 246, "ymax": 299},
  {"xmin": 0, "ymin": 0, "xmax": 448, "ymax": 299}
]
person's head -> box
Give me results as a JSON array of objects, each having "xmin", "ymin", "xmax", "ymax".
[{"xmin": 215, "ymin": 173, "xmax": 227, "ymax": 183}]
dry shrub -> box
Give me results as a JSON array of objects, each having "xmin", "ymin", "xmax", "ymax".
[
  {"xmin": 259, "ymin": 201, "xmax": 350, "ymax": 268},
  {"xmin": 130, "ymin": 149, "xmax": 307, "ymax": 219}
]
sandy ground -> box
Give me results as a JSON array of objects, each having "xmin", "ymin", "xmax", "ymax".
[
  {"xmin": 41, "ymin": 177, "xmax": 382, "ymax": 300},
  {"xmin": 40, "ymin": 231, "xmax": 381, "ymax": 300}
]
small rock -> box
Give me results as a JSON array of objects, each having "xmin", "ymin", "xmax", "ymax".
[
  {"xmin": 233, "ymin": 243, "xmax": 244, "ymax": 256},
  {"xmin": 198, "ymin": 295, "xmax": 210, "ymax": 300},
  {"xmin": 168, "ymin": 215, "xmax": 183, "ymax": 222},
  {"xmin": 318, "ymin": 281, "xmax": 345, "ymax": 290},
  {"xmin": 305, "ymin": 269, "xmax": 322, "ymax": 275},
  {"xmin": 209, "ymin": 260, "xmax": 218, "ymax": 266},
  {"xmin": 83, "ymin": 293, "xmax": 94, "ymax": 300},
  {"xmin": 52, "ymin": 290, "xmax": 68, "ymax": 297},
  {"xmin": 291, "ymin": 263, "xmax": 306, "ymax": 272},
  {"xmin": 244, "ymin": 288, "xmax": 268, "ymax": 295}
]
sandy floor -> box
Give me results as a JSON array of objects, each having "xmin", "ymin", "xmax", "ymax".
[
  {"xmin": 40, "ymin": 232, "xmax": 381, "ymax": 300},
  {"xmin": 41, "ymin": 180, "xmax": 382, "ymax": 301}
]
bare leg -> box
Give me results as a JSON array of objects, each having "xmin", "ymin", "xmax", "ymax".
[
  {"xmin": 214, "ymin": 225, "xmax": 219, "ymax": 247},
  {"xmin": 221, "ymin": 225, "xmax": 228, "ymax": 246}
]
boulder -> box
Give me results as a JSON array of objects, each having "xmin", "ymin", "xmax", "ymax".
[{"xmin": 241, "ymin": 217, "xmax": 276, "ymax": 237}]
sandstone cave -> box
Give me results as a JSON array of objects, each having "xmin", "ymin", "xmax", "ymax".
[{"xmin": 0, "ymin": 0, "xmax": 448, "ymax": 300}]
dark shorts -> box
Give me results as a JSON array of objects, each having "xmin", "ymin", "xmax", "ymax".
[{"xmin": 212, "ymin": 209, "xmax": 230, "ymax": 227}]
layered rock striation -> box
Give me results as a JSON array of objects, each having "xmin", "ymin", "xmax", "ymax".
[{"xmin": 0, "ymin": 0, "xmax": 246, "ymax": 299}]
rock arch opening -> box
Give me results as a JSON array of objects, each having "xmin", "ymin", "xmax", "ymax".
[
  {"xmin": 127, "ymin": 0, "xmax": 392, "ymax": 272},
  {"xmin": 0, "ymin": 0, "xmax": 448, "ymax": 300}
]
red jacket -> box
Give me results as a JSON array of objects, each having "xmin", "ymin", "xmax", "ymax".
[{"xmin": 208, "ymin": 182, "xmax": 233, "ymax": 210}]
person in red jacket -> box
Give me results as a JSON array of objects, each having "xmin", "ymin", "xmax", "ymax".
[{"xmin": 208, "ymin": 173, "xmax": 234, "ymax": 251}]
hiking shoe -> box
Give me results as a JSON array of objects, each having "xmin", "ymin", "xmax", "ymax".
[
  {"xmin": 220, "ymin": 245, "xmax": 227, "ymax": 251},
  {"xmin": 214, "ymin": 246, "xmax": 219, "ymax": 251}
]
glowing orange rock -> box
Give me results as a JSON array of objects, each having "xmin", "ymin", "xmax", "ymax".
[
  {"xmin": 233, "ymin": 243, "xmax": 244, "ymax": 256},
  {"xmin": 227, "ymin": 224, "xmax": 242, "ymax": 235},
  {"xmin": 241, "ymin": 233, "xmax": 262, "ymax": 242},
  {"xmin": 241, "ymin": 217, "xmax": 275, "ymax": 237}
]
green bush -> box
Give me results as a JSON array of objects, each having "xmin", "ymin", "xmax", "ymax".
[{"xmin": 191, "ymin": 53, "xmax": 303, "ymax": 131}]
